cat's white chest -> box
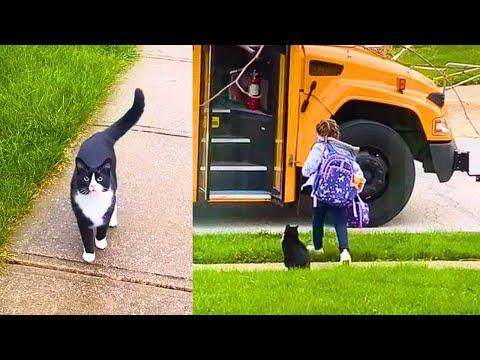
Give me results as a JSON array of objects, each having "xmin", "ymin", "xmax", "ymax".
[{"xmin": 74, "ymin": 189, "xmax": 114, "ymax": 228}]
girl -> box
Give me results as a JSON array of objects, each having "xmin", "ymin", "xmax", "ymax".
[{"xmin": 301, "ymin": 119, "xmax": 366, "ymax": 264}]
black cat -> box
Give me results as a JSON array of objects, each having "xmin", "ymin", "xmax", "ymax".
[
  {"xmin": 282, "ymin": 224, "xmax": 310, "ymax": 269},
  {"xmin": 70, "ymin": 88, "xmax": 145, "ymax": 263}
]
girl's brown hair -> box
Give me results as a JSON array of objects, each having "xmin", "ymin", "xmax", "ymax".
[{"xmin": 316, "ymin": 118, "xmax": 340, "ymax": 139}]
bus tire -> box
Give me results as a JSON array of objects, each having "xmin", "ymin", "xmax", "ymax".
[{"xmin": 339, "ymin": 119, "xmax": 415, "ymax": 227}]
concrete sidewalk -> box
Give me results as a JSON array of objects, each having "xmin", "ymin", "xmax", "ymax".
[
  {"xmin": 0, "ymin": 46, "xmax": 192, "ymax": 315},
  {"xmin": 194, "ymin": 260, "xmax": 480, "ymax": 271}
]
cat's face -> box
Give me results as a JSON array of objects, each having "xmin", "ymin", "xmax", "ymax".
[
  {"xmin": 75, "ymin": 158, "xmax": 112, "ymax": 195},
  {"xmin": 284, "ymin": 224, "xmax": 299, "ymax": 240}
]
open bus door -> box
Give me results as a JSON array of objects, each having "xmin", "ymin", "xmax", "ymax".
[
  {"xmin": 193, "ymin": 45, "xmax": 212, "ymax": 202},
  {"xmin": 271, "ymin": 50, "xmax": 288, "ymax": 203},
  {"xmin": 194, "ymin": 45, "xmax": 291, "ymax": 204}
]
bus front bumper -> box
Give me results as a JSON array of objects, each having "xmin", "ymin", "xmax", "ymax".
[{"xmin": 430, "ymin": 141, "xmax": 480, "ymax": 182}]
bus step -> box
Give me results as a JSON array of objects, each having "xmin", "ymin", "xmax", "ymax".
[
  {"xmin": 211, "ymin": 137, "xmax": 251, "ymax": 144},
  {"xmin": 208, "ymin": 161, "xmax": 267, "ymax": 172},
  {"xmin": 209, "ymin": 190, "xmax": 271, "ymax": 200}
]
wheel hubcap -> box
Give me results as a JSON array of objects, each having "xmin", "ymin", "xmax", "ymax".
[{"xmin": 356, "ymin": 150, "xmax": 388, "ymax": 200}]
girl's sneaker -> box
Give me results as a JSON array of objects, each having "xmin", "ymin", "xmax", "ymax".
[
  {"xmin": 340, "ymin": 249, "xmax": 352, "ymax": 265},
  {"xmin": 307, "ymin": 244, "xmax": 324, "ymax": 254}
]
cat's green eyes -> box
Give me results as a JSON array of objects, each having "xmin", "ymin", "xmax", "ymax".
[
  {"xmin": 97, "ymin": 176, "xmax": 103, "ymax": 182},
  {"xmin": 83, "ymin": 176, "xmax": 89, "ymax": 182}
]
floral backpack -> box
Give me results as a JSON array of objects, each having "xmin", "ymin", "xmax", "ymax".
[{"xmin": 313, "ymin": 140, "xmax": 356, "ymax": 207}]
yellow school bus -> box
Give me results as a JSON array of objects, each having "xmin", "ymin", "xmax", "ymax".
[{"xmin": 193, "ymin": 45, "xmax": 470, "ymax": 226}]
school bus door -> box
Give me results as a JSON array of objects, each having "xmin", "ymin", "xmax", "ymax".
[
  {"xmin": 193, "ymin": 45, "xmax": 211, "ymax": 202},
  {"xmin": 271, "ymin": 51, "xmax": 288, "ymax": 202}
]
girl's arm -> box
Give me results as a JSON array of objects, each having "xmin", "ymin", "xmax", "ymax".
[
  {"xmin": 302, "ymin": 143, "xmax": 324, "ymax": 177},
  {"xmin": 353, "ymin": 162, "xmax": 366, "ymax": 193}
]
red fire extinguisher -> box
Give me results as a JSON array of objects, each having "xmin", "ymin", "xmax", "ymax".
[{"xmin": 245, "ymin": 69, "xmax": 260, "ymax": 110}]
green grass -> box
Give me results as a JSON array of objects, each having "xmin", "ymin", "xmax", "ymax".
[
  {"xmin": 193, "ymin": 231, "xmax": 480, "ymax": 264},
  {"xmin": 194, "ymin": 266, "xmax": 480, "ymax": 314},
  {"xmin": 392, "ymin": 45, "xmax": 480, "ymax": 85},
  {"xmin": 0, "ymin": 45, "xmax": 138, "ymax": 248}
]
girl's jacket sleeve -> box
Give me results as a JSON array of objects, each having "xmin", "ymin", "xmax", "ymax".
[
  {"xmin": 302, "ymin": 143, "xmax": 324, "ymax": 178},
  {"xmin": 353, "ymin": 161, "xmax": 366, "ymax": 193}
]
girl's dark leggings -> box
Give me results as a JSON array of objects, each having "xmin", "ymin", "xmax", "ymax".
[{"xmin": 312, "ymin": 200, "xmax": 349, "ymax": 251}]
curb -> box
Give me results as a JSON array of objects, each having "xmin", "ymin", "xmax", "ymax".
[{"xmin": 193, "ymin": 260, "xmax": 480, "ymax": 271}]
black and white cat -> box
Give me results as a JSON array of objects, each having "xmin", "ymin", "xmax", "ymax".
[
  {"xmin": 70, "ymin": 88, "xmax": 145, "ymax": 263},
  {"xmin": 282, "ymin": 224, "xmax": 310, "ymax": 269}
]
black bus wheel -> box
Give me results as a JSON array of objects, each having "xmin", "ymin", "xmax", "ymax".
[{"xmin": 339, "ymin": 119, "xmax": 415, "ymax": 227}]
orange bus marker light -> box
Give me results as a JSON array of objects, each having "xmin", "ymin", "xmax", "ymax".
[{"xmin": 397, "ymin": 77, "xmax": 406, "ymax": 93}]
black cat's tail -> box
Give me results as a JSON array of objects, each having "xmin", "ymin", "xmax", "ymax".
[{"xmin": 103, "ymin": 88, "xmax": 145, "ymax": 143}]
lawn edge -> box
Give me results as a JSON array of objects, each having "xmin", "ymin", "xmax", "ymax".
[{"xmin": 193, "ymin": 260, "xmax": 480, "ymax": 271}]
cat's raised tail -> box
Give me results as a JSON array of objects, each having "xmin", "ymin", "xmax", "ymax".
[{"xmin": 103, "ymin": 88, "xmax": 145, "ymax": 143}]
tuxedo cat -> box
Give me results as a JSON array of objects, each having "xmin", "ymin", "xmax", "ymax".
[
  {"xmin": 70, "ymin": 88, "xmax": 145, "ymax": 263},
  {"xmin": 282, "ymin": 225, "xmax": 310, "ymax": 269}
]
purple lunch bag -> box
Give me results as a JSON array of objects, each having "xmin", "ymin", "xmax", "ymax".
[{"xmin": 347, "ymin": 194, "xmax": 370, "ymax": 228}]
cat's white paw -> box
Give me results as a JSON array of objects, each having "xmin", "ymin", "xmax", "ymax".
[
  {"xmin": 95, "ymin": 237, "xmax": 108, "ymax": 250},
  {"xmin": 109, "ymin": 203, "xmax": 118, "ymax": 227},
  {"xmin": 82, "ymin": 250, "xmax": 95, "ymax": 263},
  {"xmin": 109, "ymin": 217, "xmax": 118, "ymax": 228}
]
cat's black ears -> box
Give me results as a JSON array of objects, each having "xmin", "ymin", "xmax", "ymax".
[
  {"xmin": 76, "ymin": 158, "xmax": 111, "ymax": 173},
  {"xmin": 286, "ymin": 224, "xmax": 299, "ymax": 229},
  {"xmin": 99, "ymin": 158, "xmax": 112, "ymax": 171},
  {"xmin": 75, "ymin": 158, "xmax": 88, "ymax": 173}
]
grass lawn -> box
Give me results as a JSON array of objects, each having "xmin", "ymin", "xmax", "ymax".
[
  {"xmin": 392, "ymin": 45, "xmax": 480, "ymax": 85},
  {"xmin": 193, "ymin": 231, "xmax": 480, "ymax": 264},
  {"xmin": 194, "ymin": 266, "xmax": 480, "ymax": 314},
  {"xmin": 0, "ymin": 45, "xmax": 138, "ymax": 249}
]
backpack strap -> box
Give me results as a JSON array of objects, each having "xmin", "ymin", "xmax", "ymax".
[
  {"xmin": 357, "ymin": 194, "xmax": 364, "ymax": 228},
  {"xmin": 356, "ymin": 194, "xmax": 365, "ymax": 205},
  {"xmin": 326, "ymin": 141, "xmax": 336, "ymax": 155},
  {"xmin": 352, "ymin": 197, "xmax": 358, "ymax": 218},
  {"xmin": 322, "ymin": 136, "xmax": 329, "ymax": 159}
]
